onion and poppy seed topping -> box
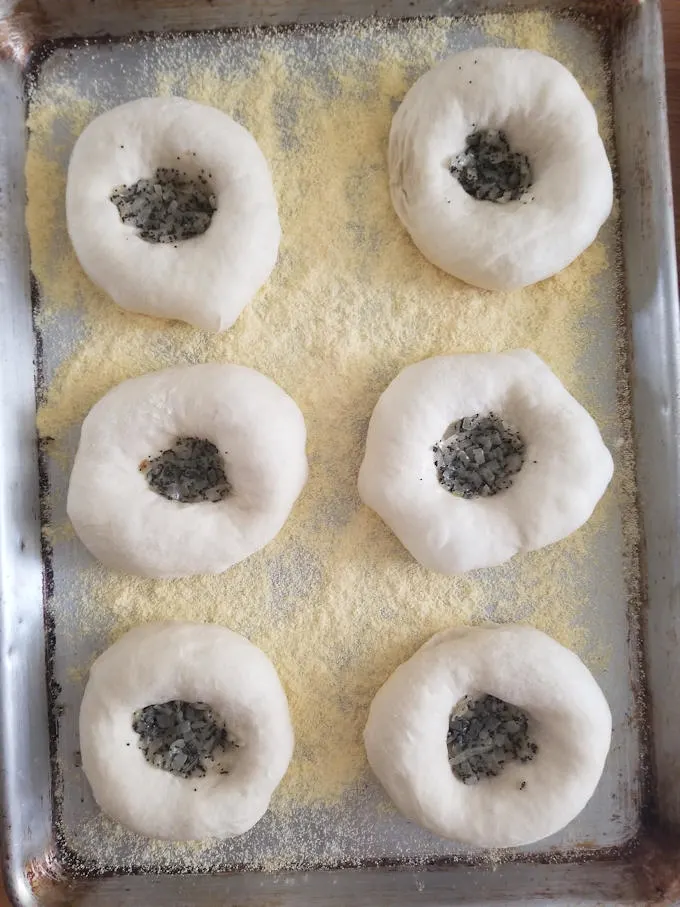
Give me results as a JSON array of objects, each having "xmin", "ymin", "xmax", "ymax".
[
  {"xmin": 433, "ymin": 412, "xmax": 525, "ymax": 498},
  {"xmin": 140, "ymin": 437, "xmax": 231, "ymax": 504},
  {"xmin": 110, "ymin": 166, "xmax": 216, "ymax": 243},
  {"xmin": 450, "ymin": 129, "xmax": 533, "ymax": 204},
  {"xmin": 447, "ymin": 694, "xmax": 538, "ymax": 785},
  {"xmin": 132, "ymin": 699, "xmax": 234, "ymax": 779}
]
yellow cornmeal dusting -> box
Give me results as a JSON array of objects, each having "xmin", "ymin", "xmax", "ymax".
[{"xmin": 26, "ymin": 13, "xmax": 639, "ymax": 868}]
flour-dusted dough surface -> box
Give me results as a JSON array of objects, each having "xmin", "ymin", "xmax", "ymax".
[
  {"xmin": 358, "ymin": 349, "xmax": 614, "ymax": 574},
  {"xmin": 80, "ymin": 622, "xmax": 294, "ymax": 840},
  {"xmin": 66, "ymin": 97, "xmax": 281, "ymax": 331},
  {"xmin": 364, "ymin": 624, "xmax": 612, "ymax": 847},
  {"xmin": 67, "ymin": 363, "xmax": 308, "ymax": 578},
  {"xmin": 389, "ymin": 48, "xmax": 613, "ymax": 289}
]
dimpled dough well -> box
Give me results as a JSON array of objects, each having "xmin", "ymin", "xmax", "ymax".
[
  {"xmin": 363, "ymin": 624, "xmax": 612, "ymax": 847},
  {"xmin": 66, "ymin": 97, "xmax": 281, "ymax": 331},
  {"xmin": 388, "ymin": 47, "xmax": 613, "ymax": 289}
]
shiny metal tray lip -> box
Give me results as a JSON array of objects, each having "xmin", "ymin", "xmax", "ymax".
[{"xmin": 0, "ymin": 0, "xmax": 677, "ymax": 903}]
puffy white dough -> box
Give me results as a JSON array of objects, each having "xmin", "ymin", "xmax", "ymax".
[
  {"xmin": 389, "ymin": 48, "xmax": 613, "ymax": 289},
  {"xmin": 364, "ymin": 624, "xmax": 612, "ymax": 848},
  {"xmin": 66, "ymin": 97, "xmax": 281, "ymax": 331},
  {"xmin": 358, "ymin": 350, "xmax": 613, "ymax": 574},
  {"xmin": 67, "ymin": 363, "xmax": 308, "ymax": 578},
  {"xmin": 80, "ymin": 622, "xmax": 294, "ymax": 840}
]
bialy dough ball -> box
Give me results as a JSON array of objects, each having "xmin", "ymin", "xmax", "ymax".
[
  {"xmin": 80, "ymin": 622, "xmax": 294, "ymax": 840},
  {"xmin": 358, "ymin": 350, "xmax": 613, "ymax": 574},
  {"xmin": 364, "ymin": 624, "xmax": 612, "ymax": 848},
  {"xmin": 389, "ymin": 48, "xmax": 613, "ymax": 289},
  {"xmin": 66, "ymin": 97, "xmax": 280, "ymax": 331},
  {"xmin": 67, "ymin": 363, "xmax": 308, "ymax": 578}
]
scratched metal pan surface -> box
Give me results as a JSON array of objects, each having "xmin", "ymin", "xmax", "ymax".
[{"xmin": 0, "ymin": 0, "xmax": 678, "ymax": 904}]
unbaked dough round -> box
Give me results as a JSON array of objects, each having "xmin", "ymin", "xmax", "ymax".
[
  {"xmin": 389, "ymin": 47, "xmax": 613, "ymax": 289},
  {"xmin": 358, "ymin": 350, "xmax": 613, "ymax": 574},
  {"xmin": 66, "ymin": 97, "xmax": 280, "ymax": 331},
  {"xmin": 80, "ymin": 622, "xmax": 294, "ymax": 840},
  {"xmin": 364, "ymin": 624, "xmax": 612, "ymax": 847},
  {"xmin": 67, "ymin": 363, "xmax": 308, "ymax": 578}
]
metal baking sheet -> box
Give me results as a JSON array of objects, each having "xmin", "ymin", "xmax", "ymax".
[{"xmin": 0, "ymin": 1, "xmax": 678, "ymax": 904}]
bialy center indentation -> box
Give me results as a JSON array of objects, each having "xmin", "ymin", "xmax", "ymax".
[
  {"xmin": 111, "ymin": 166, "xmax": 216, "ymax": 243},
  {"xmin": 447, "ymin": 693, "xmax": 538, "ymax": 785},
  {"xmin": 141, "ymin": 437, "xmax": 231, "ymax": 504},
  {"xmin": 450, "ymin": 129, "xmax": 533, "ymax": 204}
]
